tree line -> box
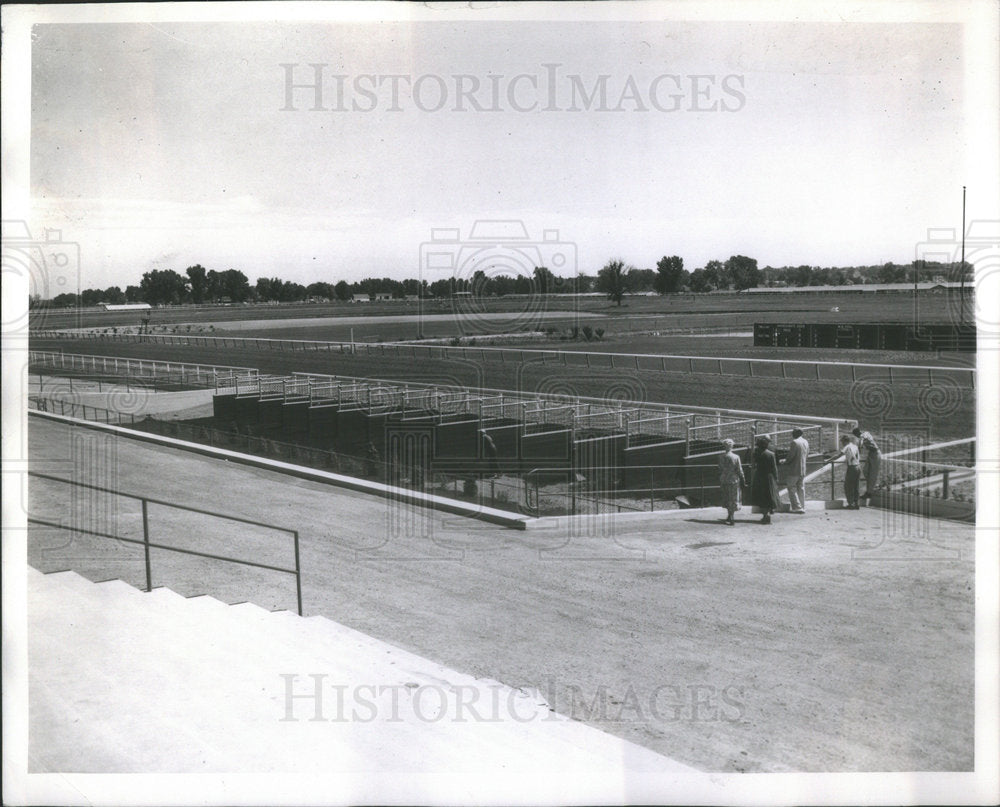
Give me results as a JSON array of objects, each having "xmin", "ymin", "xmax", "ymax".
[{"xmin": 36, "ymin": 256, "xmax": 971, "ymax": 308}]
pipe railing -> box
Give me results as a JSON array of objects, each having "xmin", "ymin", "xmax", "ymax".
[
  {"xmin": 29, "ymin": 329, "xmax": 976, "ymax": 387},
  {"xmin": 28, "ymin": 471, "xmax": 303, "ymax": 615}
]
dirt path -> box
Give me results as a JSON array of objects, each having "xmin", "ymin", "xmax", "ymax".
[{"xmin": 26, "ymin": 417, "xmax": 974, "ymax": 772}]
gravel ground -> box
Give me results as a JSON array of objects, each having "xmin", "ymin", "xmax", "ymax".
[{"xmin": 26, "ymin": 417, "xmax": 975, "ymax": 773}]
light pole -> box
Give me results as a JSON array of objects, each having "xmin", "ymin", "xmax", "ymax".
[{"xmin": 959, "ymin": 185, "xmax": 968, "ymax": 323}]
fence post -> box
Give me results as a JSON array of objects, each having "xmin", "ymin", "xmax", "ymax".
[
  {"xmin": 942, "ymin": 470, "xmax": 950, "ymax": 500},
  {"xmin": 141, "ymin": 499, "xmax": 152, "ymax": 592},
  {"xmin": 293, "ymin": 530, "xmax": 303, "ymax": 615}
]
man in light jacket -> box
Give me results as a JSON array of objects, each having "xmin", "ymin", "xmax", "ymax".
[{"xmin": 782, "ymin": 428, "xmax": 809, "ymax": 514}]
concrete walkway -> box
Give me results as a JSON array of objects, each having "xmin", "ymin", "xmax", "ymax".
[{"xmin": 26, "ymin": 416, "xmax": 975, "ymax": 773}]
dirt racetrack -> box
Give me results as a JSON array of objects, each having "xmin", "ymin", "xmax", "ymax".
[
  {"xmin": 29, "ymin": 336, "xmax": 976, "ymax": 443},
  {"xmin": 27, "ymin": 417, "xmax": 974, "ymax": 773}
]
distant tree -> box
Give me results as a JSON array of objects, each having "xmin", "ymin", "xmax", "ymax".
[
  {"xmin": 597, "ymin": 259, "xmax": 630, "ymax": 305},
  {"xmin": 492, "ymin": 274, "xmax": 515, "ymax": 297},
  {"xmin": 255, "ymin": 277, "xmax": 281, "ymax": 301},
  {"xmin": 725, "ymin": 255, "xmax": 760, "ymax": 290},
  {"xmin": 186, "ymin": 265, "xmax": 209, "ymax": 303},
  {"xmin": 51, "ymin": 292, "xmax": 78, "ymax": 307},
  {"xmin": 533, "ymin": 266, "xmax": 555, "ymax": 295},
  {"xmin": 626, "ymin": 267, "xmax": 656, "ymax": 292},
  {"xmin": 217, "ymin": 269, "xmax": 251, "ymax": 302},
  {"xmin": 125, "ymin": 285, "xmax": 142, "ymax": 302},
  {"xmin": 471, "ymin": 269, "xmax": 489, "ymax": 297},
  {"xmin": 276, "ymin": 281, "xmax": 305, "ymax": 301},
  {"xmin": 790, "ymin": 265, "xmax": 814, "ymax": 287},
  {"xmin": 139, "ymin": 269, "xmax": 189, "ymax": 305},
  {"xmin": 703, "ymin": 260, "xmax": 727, "ymax": 290},
  {"xmin": 334, "ymin": 280, "xmax": 352, "ymax": 301},
  {"xmin": 826, "ymin": 268, "xmax": 847, "ymax": 286},
  {"xmin": 305, "ymin": 282, "xmax": 334, "ymax": 300},
  {"xmin": 654, "ymin": 255, "xmax": 686, "ymax": 294},
  {"xmin": 876, "ymin": 262, "xmax": 908, "ymax": 284},
  {"xmin": 103, "ymin": 286, "xmax": 126, "ymax": 304},
  {"xmin": 80, "ymin": 288, "xmax": 102, "ymax": 306},
  {"xmin": 428, "ymin": 278, "xmax": 451, "ymax": 298},
  {"xmin": 687, "ymin": 268, "xmax": 712, "ymax": 293}
]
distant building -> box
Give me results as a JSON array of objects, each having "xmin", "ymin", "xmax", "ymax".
[
  {"xmin": 744, "ymin": 282, "xmax": 965, "ymax": 294},
  {"xmin": 100, "ymin": 303, "xmax": 151, "ymax": 311}
]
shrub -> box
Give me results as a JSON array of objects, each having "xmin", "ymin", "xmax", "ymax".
[
  {"xmin": 582, "ymin": 325, "xmax": 593, "ymax": 341},
  {"xmin": 571, "ymin": 326, "xmax": 579, "ymax": 340},
  {"xmin": 463, "ymin": 478, "xmax": 478, "ymax": 497},
  {"xmin": 595, "ymin": 327, "xmax": 605, "ymax": 340}
]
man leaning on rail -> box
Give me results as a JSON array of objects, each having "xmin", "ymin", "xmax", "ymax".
[{"xmin": 852, "ymin": 426, "xmax": 881, "ymax": 500}]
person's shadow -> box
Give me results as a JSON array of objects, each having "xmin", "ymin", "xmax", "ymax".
[{"xmin": 685, "ymin": 518, "xmax": 744, "ymax": 526}]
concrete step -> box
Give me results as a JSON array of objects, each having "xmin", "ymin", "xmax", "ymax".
[{"xmin": 28, "ymin": 565, "xmax": 696, "ymax": 775}]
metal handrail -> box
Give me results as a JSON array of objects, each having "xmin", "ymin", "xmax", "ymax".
[{"xmin": 28, "ymin": 471, "xmax": 303, "ymax": 615}]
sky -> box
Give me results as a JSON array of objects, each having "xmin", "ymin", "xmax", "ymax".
[{"xmin": 12, "ymin": 3, "xmax": 999, "ymax": 292}]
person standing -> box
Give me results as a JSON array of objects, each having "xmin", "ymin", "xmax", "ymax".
[
  {"xmin": 480, "ymin": 430, "xmax": 500, "ymax": 477},
  {"xmin": 717, "ymin": 438, "xmax": 746, "ymax": 525},
  {"xmin": 782, "ymin": 428, "xmax": 809, "ymax": 514},
  {"xmin": 852, "ymin": 427, "xmax": 881, "ymax": 499},
  {"xmin": 364, "ymin": 440, "xmax": 380, "ymax": 478},
  {"xmin": 833, "ymin": 434, "xmax": 862, "ymax": 509},
  {"xmin": 751, "ymin": 435, "xmax": 780, "ymax": 524}
]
